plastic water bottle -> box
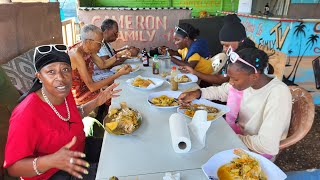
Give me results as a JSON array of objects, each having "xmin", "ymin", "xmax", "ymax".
[{"xmin": 152, "ymin": 54, "xmax": 160, "ymax": 74}]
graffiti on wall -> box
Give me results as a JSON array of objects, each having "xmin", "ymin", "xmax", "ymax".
[
  {"xmin": 240, "ymin": 17, "xmax": 318, "ymax": 57},
  {"xmin": 92, "ymin": 15, "xmax": 168, "ymax": 42},
  {"xmin": 314, "ymin": 22, "xmax": 320, "ymax": 54},
  {"xmin": 78, "ymin": 9, "xmax": 191, "ymax": 49},
  {"xmin": 240, "ymin": 16, "xmax": 319, "ymax": 88}
]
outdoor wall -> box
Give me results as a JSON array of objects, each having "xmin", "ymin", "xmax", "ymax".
[
  {"xmin": 78, "ymin": 7, "xmax": 191, "ymax": 50},
  {"xmin": 0, "ymin": 2, "xmax": 63, "ymax": 64},
  {"xmin": 79, "ymin": 0, "xmax": 239, "ymax": 17}
]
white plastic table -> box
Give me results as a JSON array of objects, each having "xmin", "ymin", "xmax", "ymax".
[{"xmin": 96, "ymin": 63, "xmax": 247, "ymax": 180}]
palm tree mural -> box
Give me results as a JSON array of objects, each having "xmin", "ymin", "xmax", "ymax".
[
  {"xmin": 286, "ymin": 49, "xmax": 293, "ymax": 67},
  {"xmin": 283, "ymin": 22, "xmax": 306, "ymax": 85},
  {"xmin": 291, "ymin": 34, "xmax": 319, "ymax": 83},
  {"xmin": 283, "ymin": 34, "xmax": 319, "ymax": 85}
]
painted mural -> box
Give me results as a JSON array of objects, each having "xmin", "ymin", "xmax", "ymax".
[
  {"xmin": 240, "ymin": 17, "xmax": 319, "ymax": 57},
  {"xmin": 240, "ymin": 17, "xmax": 319, "ymax": 82},
  {"xmin": 240, "ymin": 15, "xmax": 320, "ymax": 103},
  {"xmin": 78, "ymin": 8, "xmax": 191, "ymax": 50}
]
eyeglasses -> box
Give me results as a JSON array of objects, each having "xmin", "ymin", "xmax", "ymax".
[
  {"xmin": 86, "ymin": 39, "xmax": 105, "ymax": 46},
  {"xmin": 175, "ymin": 26, "xmax": 189, "ymax": 37},
  {"xmin": 226, "ymin": 46, "xmax": 258, "ymax": 74},
  {"xmin": 33, "ymin": 44, "xmax": 68, "ymax": 71}
]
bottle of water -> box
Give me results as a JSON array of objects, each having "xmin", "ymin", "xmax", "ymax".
[{"xmin": 152, "ymin": 55, "xmax": 160, "ymax": 74}]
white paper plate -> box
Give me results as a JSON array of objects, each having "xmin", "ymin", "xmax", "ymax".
[
  {"xmin": 157, "ymin": 55, "xmax": 171, "ymax": 59},
  {"xmin": 126, "ymin": 57, "xmax": 141, "ymax": 62},
  {"xmin": 110, "ymin": 64, "xmax": 140, "ymax": 74},
  {"xmin": 202, "ymin": 149, "xmax": 287, "ymax": 180},
  {"xmin": 166, "ymin": 73, "xmax": 198, "ymax": 85},
  {"xmin": 172, "ymin": 55, "xmax": 182, "ymax": 60},
  {"xmin": 126, "ymin": 76, "xmax": 164, "ymax": 90},
  {"xmin": 147, "ymin": 91, "xmax": 182, "ymax": 109},
  {"xmin": 177, "ymin": 99, "xmax": 230, "ymax": 121}
]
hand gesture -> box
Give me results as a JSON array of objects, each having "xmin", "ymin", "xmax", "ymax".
[
  {"xmin": 158, "ymin": 46, "xmax": 167, "ymax": 55},
  {"xmin": 179, "ymin": 66, "xmax": 195, "ymax": 74},
  {"xmin": 178, "ymin": 90, "xmax": 201, "ymax": 105},
  {"xmin": 50, "ymin": 137, "xmax": 89, "ymax": 179},
  {"xmin": 117, "ymin": 64, "xmax": 132, "ymax": 75},
  {"xmin": 95, "ymin": 83, "xmax": 122, "ymax": 107},
  {"xmin": 116, "ymin": 49, "xmax": 131, "ymax": 58}
]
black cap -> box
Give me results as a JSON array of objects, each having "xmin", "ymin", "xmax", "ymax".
[{"xmin": 219, "ymin": 14, "xmax": 247, "ymax": 42}]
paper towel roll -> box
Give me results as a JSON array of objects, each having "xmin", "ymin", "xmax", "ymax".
[{"xmin": 169, "ymin": 113, "xmax": 192, "ymax": 153}]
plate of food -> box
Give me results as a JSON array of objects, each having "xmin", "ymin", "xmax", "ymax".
[
  {"xmin": 202, "ymin": 148, "xmax": 287, "ymax": 180},
  {"xmin": 110, "ymin": 64, "xmax": 140, "ymax": 73},
  {"xmin": 177, "ymin": 99, "xmax": 230, "ymax": 121},
  {"xmin": 126, "ymin": 75, "xmax": 164, "ymax": 90},
  {"xmin": 147, "ymin": 91, "xmax": 182, "ymax": 109},
  {"xmin": 166, "ymin": 74, "xmax": 198, "ymax": 85},
  {"xmin": 104, "ymin": 102, "xmax": 142, "ymax": 135}
]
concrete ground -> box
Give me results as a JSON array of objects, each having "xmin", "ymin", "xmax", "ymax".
[{"xmin": 275, "ymin": 105, "xmax": 320, "ymax": 172}]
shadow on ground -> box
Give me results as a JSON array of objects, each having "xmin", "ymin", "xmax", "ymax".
[{"xmin": 275, "ymin": 106, "xmax": 320, "ymax": 171}]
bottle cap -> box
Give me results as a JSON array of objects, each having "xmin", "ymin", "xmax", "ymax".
[
  {"xmin": 172, "ymin": 66, "xmax": 176, "ymax": 70},
  {"xmin": 154, "ymin": 54, "xmax": 158, "ymax": 58}
]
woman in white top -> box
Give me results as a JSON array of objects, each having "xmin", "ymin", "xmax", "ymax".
[{"xmin": 178, "ymin": 47, "xmax": 292, "ymax": 157}]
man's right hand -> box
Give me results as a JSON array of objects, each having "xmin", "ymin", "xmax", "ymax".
[{"xmin": 117, "ymin": 64, "xmax": 132, "ymax": 75}]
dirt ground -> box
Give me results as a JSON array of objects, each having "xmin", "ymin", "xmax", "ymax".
[{"xmin": 275, "ymin": 105, "xmax": 320, "ymax": 172}]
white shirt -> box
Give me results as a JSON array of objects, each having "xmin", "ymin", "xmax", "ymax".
[
  {"xmin": 200, "ymin": 78, "xmax": 292, "ymax": 155},
  {"xmin": 93, "ymin": 43, "xmax": 115, "ymax": 82}
]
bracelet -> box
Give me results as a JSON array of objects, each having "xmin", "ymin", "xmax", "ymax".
[
  {"xmin": 80, "ymin": 104, "xmax": 85, "ymax": 117},
  {"xmin": 32, "ymin": 158, "xmax": 42, "ymax": 175}
]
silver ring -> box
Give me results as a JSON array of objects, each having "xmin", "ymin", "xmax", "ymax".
[{"xmin": 69, "ymin": 158, "xmax": 74, "ymax": 164}]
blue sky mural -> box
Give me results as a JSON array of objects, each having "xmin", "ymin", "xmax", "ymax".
[{"xmin": 239, "ymin": 17, "xmax": 319, "ymax": 57}]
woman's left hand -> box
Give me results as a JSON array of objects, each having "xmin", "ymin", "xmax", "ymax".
[{"xmin": 95, "ymin": 83, "xmax": 122, "ymax": 107}]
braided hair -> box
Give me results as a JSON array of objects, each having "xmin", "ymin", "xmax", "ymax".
[
  {"xmin": 232, "ymin": 48, "xmax": 269, "ymax": 74},
  {"xmin": 175, "ymin": 23, "xmax": 200, "ymax": 40},
  {"xmin": 236, "ymin": 38, "xmax": 256, "ymax": 52}
]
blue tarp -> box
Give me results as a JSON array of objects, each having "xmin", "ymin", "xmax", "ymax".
[{"xmin": 286, "ymin": 169, "xmax": 320, "ymax": 180}]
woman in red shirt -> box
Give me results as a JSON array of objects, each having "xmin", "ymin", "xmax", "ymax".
[{"xmin": 3, "ymin": 45, "xmax": 121, "ymax": 180}]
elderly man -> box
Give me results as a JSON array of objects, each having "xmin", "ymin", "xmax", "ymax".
[
  {"xmin": 93, "ymin": 19, "xmax": 140, "ymax": 81},
  {"xmin": 68, "ymin": 24, "xmax": 131, "ymax": 106}
]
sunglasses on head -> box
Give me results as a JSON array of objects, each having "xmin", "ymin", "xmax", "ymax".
[
  {"xmin": 226, "ymin": 46, "xmax": 258, "ymax": 74},
  {"xmin": 174, "ymin": 26, "xmax": 189, "ymax": 37},
  {"xmin": 86, "ymin": 39, "xmax": 105, "ymax": 46},
  {"xmin": 33, "ymin": 44, "xmax": 68, "ymax": 71}
]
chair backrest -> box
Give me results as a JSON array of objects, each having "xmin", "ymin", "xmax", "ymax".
[
  {"xmin": 279, "ymin": 86, "xmax": 315, "ymax": 150},
  {"xmin": 1, "ymin": 48, "xmax": 35, "ymax": 94}
]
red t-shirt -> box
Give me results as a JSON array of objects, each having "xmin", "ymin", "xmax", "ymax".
[{"xmin": 3, "ymin": 92, "xmax": 85, "ymax": 180}]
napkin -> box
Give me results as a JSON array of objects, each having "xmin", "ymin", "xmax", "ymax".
[
  {"xmin": 163, "ymin": 172, "xmax": 180, "ymax": 180},
  {"xmin": 188, "ymin": 110, "xmax": 211, "ymax": 152},
  {"xmin": 169, "ymin": 110, "xmax": 211, "ymax": 153}
]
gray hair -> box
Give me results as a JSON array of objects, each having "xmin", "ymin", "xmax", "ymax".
[
  {"xmin": 101, "ymin": 19, "xmax": 118, "ymax": 32},
  {"xmin": 80, "ymin": 24, "xmax": 102, "ymax": 40}
]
